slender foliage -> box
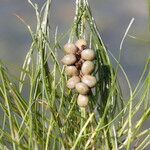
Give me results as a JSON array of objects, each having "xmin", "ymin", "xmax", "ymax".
[{"xmin": 0, "ymin": 0, "xmax": 149, "ymax": 149}]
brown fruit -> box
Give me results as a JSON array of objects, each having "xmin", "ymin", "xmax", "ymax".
[
  {"xmin": 81, "ymin": 75, "xmax": 97, "ymax": 88},
  {"xmin": 67, "ymin": 76, "xmax": 80, "ymax": 89},
  {"xmin": 75, "ymin": 82, "xmax": 90, "ymax": 95},
  {"xmin": 81, "ymin": 49, "xmax": 95, "ymax": 61},
  {"xmin": 61, "ymin": 54, "xmax": 77, "ymax": 65},
  {"xmin": 77, "ymin": 94, "xmax": 89, "ymax": 107},
  {"xmin": 65, "ymin": 66, "xmax": 79, "ymax": 76},
  {"xmin": 75, "ymin": 39, "xmax": 87, "ymax": 50},
  {"xmin": 81, "ymin": 61, "xmax": 95, "ymax": 75},
  {"xmin": 64, "ymin": 43, "xmax": 78, "ymax": 54}
]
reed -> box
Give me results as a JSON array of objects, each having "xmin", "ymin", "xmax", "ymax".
[{"xmin": 0, "ymin": 0, "xmax": 149, "ymax": 149}]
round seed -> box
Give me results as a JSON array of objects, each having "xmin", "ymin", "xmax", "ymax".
[
  {"xmin": 65, "ymin": 66, "xmax": 79, "ymax": 76},
  {"xmin": 67, "ymin": 76, "xmax": 80, "ymax": 89},
  {"xmin": 61, "ymin": 54, "xmax": 77, "ymax": 65},
  {"xmin": 75, "ymin": 39, "xmax": 87, "ymax": 50},
  {"xmin": 77, "ymin": 94, "xmax": 89, "ymax": 107},
  {"xmin": 81, "ymin": 75, "xmax": 97, "ymax": 88},
  {"xmin": 81, "ymin": 49, "xmax": 95, "ymax": 61},
  {"xmin": 75, "ymin": 82, "xmax": 90, "ymax": 95},
  {"xmin": 81, "ymin": 61, "xmax": 95, "ymax": 75},
  {"xmin": 64, "ymin": 43, "xmax": 78, "ymax": 54}
]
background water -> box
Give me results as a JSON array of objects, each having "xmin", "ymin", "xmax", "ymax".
[
  {"xmin": 0, "ymin": 0, "xmax": 149, "ymax": 86},
  {"xmin": 0, "ymin": 0, "xmax": 149, "ymax": 143}
]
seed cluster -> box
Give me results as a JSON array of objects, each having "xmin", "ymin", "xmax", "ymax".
[{"xmin": 61, "ymin": 39, "xmax": 96, "ymax": 108}]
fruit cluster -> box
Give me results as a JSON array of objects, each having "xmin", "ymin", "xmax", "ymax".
[{"xmin": 61, "ymin": 39, "xmax": 96, "ymax": 108}]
